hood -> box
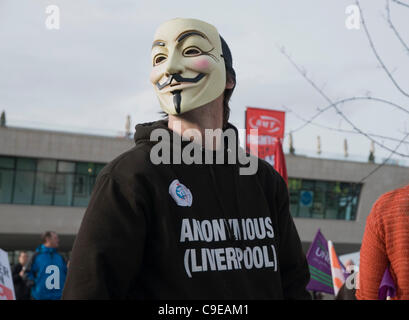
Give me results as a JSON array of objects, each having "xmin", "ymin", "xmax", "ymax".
[
  {"xmin": 134, "ymin": 120, "xmax": 170, "ymax": 144},
  {"xmin": 36, "ymin": 244, "xmax": 57, "ymax": 254}
]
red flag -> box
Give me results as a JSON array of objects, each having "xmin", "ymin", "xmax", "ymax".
[
  {"xmin": 245, "ymin": 107, "xmax": 288, "ymax": 184},
  {"xmin": 273, "ymin": 138, "xmax": 288, "ymax": 184}
]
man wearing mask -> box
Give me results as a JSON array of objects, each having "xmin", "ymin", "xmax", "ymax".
[{"xmin": 62, "ymin": 18, "xmax": 310, "ymax": 300}]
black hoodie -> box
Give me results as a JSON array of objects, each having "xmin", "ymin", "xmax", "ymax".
[{"xmin": 62, "ymin": 120, "xmax": 310, "ymax": 300}]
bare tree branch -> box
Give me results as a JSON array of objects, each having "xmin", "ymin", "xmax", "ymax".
[
  {"xmin": 356, "ymin": 0, "xmax": 409, "ymax": 98},
  {"xmin": 283, "ymin": 104, "xmax": 409, "ymax": 146},
  {"xmin": 339, "ymin": 129, "xmax": 408, "ymax": 211},
  {"xmin": 386, "ymin": 0, "xmax": 409, "ymax": 56},
  {"xmin": 358, "ymin": 131, "xmax": 409, "ymax": 181},
  {"xmin": 286, "ymin": 96, "xmax": 409, "ymax": 134},
  {"xmin": 391, "ymin": 0, "xmax": 409, "ymax": 8},
  {"xmin": 278, "ymin": 44, "xmax": 409, "ymax": 157}
]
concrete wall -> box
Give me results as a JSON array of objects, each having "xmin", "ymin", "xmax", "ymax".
[
  {"xmin": 0, "ymin": 126, "xmax": 134, "ymax": 162},
  {"xmin": 0, "ymin": 204, "xmax": 83, "ymax": 251},
  {"xmin": 0, "ymin": 204, "xmax": 84, "ymax": 235},
  {"xmin": 1, "ymin": 127, "xmax": 408, "ymax": 253}
]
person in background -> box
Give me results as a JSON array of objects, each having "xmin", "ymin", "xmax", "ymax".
[
  {"xmin": 356, "ymin": 184, "xmax": 409, "ymax": 300},
  {"xmin": 11, "ymin": 251, "xmax": 31, "ymax": 300},
  {"xmin": 25, "ymin": 231, "xmax": 67, "ymax": 300}
]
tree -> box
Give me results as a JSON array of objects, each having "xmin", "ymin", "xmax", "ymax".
[{"xmin": 278, "ymin": 0, "xmax": 409, "ymax": 183}]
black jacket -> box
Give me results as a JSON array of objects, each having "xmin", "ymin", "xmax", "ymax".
[
  {"xmin": 12, "ymin": 263, "xmax": 31, "ymax": 300},
  {"xmin": 62, "ymin": 120, "xmax": 310, "ymax": 299}
]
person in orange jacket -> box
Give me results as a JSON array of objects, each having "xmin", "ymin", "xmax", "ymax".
[{"xmin": 356, "ymin": 184, "xmax": 409, "ymax": 300}]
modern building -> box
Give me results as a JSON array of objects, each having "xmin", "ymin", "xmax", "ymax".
[{"xmin": 1, "ymin": 126, "xmax": 408, "ymax": 263}]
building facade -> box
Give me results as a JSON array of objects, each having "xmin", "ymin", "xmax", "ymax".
[{"xmin": 1, "ymin": 126, "xmax": 408, "ymax": 261}]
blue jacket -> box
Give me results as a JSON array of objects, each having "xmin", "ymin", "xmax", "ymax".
[{"xmin": 27, "ymin": 245, "xmax": 67, "ymax": 300}]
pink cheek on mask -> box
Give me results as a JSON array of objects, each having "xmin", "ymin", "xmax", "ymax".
[
  {"xmin": 150, "ymin": 68, "xmax": 161, "ymax": 84},
  {"xmin": 193, "ymin": 58, "xmax": 210, "ymax": 71}
]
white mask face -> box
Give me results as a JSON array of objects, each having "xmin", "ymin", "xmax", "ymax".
[{"xmin": 150, "ymin": 18, "xmax": 226, "ymax": 115}]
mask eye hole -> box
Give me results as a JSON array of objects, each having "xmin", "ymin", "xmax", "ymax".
[
  {"xmin": 183, "ymin": 47, "xmax": 202, "ymax": 57},
  {"xmin": 153, "ymin": 54, "xmax": 167, "ymax": 66}
]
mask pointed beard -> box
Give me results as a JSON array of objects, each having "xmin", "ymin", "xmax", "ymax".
[{"xmin": 172, "ymin": 90, "xmax": 182, "ymax": 114}]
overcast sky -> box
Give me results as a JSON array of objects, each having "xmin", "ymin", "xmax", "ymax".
[{"xmin": 1, "ymin": 0, "xmax": 408, "ymax": 167}]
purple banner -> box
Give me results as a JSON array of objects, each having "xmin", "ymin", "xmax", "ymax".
[
  {"xmin": 378, "ymin": 266, "xmax": 396, "ymax": 300},
  {"xmin": 306, "ymin": 229, "xmax": 334, "ymax": 295}
]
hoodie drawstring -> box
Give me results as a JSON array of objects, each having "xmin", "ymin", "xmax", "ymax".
[
  {"xmin": 208, "ymin": 165, "xmax": 236, "ymax": 242},
  {"xmin": 208, "ymin": 163, "xmax": 247, "ymax": 249},
  {"xmin": 231, "ymin": 164, "xmax": 247, "ymax": 250}
]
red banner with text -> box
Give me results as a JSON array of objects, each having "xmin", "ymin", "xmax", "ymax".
[{"xmin": 245, "ymin": 107, "xmax": 287, "ymax": 184}]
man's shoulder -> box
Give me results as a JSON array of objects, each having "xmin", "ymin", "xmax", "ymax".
[
  {"xmin": 257, "ymin": 158, "xmax": 275, "ymax": 174},
  {"xmin": 255, "ymin": 158, "xmax": 285, "ymax": 186},
  {"xmin": 382, "ymin": 184, "xmax": 409, "ymax": 205},
  {"xmin": 98, "ymin": 145, "xmax": 155, "ymax": 182},
  {"xmin": 371, "ymin": 184, "xmax": 409, "ymax": 220}
]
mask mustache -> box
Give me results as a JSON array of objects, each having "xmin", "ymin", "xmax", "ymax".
[{"xmin": 156, "ymin": 73, "xmax": 205, "ymax": 90}]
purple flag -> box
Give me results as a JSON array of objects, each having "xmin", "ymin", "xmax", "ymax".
[
  {"xmin": 306, "ymin": 229, "xmax": 334, "ymax": 295},
  {"xmin": 378, "ymin": 266, "xmax": 396, "ymax": 300}
]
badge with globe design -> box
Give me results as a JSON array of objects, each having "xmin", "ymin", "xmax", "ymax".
[{"xmin": 169, "ymin": 179, "xmax": 193, "ymax": 207}]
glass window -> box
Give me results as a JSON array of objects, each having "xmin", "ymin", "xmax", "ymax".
[
  {"xmin": 298, "ymin": 190, "xmax": 313, "ymax": 218},
  {"xmin": 33, "ymin": 172, "xmax": 54, "ymax": 205},
  {"xmin": 312, "ymin": 181, "xmax": 325, "ymax": 219},
  {"xmin": 95, "ymin": 163, "xmax": 105, "ymax": 176},
  {"xmin": 2, "ymin": 157, "xmax": 106, "ymax": 207},
  {"xmin": 76, "ymin": 162, "xmax": 95, "ymax": 175},
  {"xmin": 288, "ymin": 178, "xmax": 301, "ymax": 217},
  {"xmin": 37, "ymin": 159, "xmax": 57, "ymax": 173},
  {"xmin": 324, "ymin": 191, "xmax": 338, "ymax": 219},
  {"xmin": 16, "ymin": 158, "xmax": 36, "ymax": 171},
  {"xmin": 58, "ymin": 161, "xmax": 75, "ymax": 173},
  {"xmin": 54, "ymin": 173, "xmax": 74, "ymax": 206},
  {"xmin": 289, "ymin": 190, "xmax": 299, "ymax": 217},
  {"xmin": 74, "ymin": 175, "xmax": 87, "ymax": 196},
  {"xmin": 0, "ymin": 157, "xmax": 15, "ymax": 169},
  {"xmin": 73, "ymin": 174, "xmax": 91, "ymax": 207},
  {"xmin": 0, "ymin": 169, "xmax": 14, "ymax": 203},
  {"xmin": 288, "ymin": 177, "xmax": 361, "ymax": 221},
  {"xmin": 302, "ymin": 180, "xmax": 314, "ymax": 190},
  {"xmin": 13, "ymin": 171, "xmax": 35, "ymax": 204}
]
